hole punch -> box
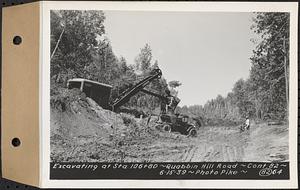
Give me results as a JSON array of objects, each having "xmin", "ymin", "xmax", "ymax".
[
  {"xmin": 12, "ymin": 138, "xmax": 21, "ymax": 147},
  {"xmin": 13, "ymin": 36, "xmax": 22, "ymax": 45}
]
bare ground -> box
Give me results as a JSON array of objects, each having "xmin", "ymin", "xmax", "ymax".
[{"xmin": 50, "ymin": 89, "xmax": 288, "ymax": 162}]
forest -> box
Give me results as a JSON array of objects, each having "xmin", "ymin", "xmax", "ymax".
[
  {"xmin": 50, "ymin": 11, "xmax": 289, "ymax": 125},
  {"xmin": 178, "ymin": 13, "xmax": 289, "ymax": 125}
]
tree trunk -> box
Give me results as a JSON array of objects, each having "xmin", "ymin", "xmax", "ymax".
[
  {"xmin": 283, "ymin": 36, "xmax": 289, "ymax": 112},
  {"xmin": 51, "ymin": 27, "xmax": 65, "ymax": 60}
]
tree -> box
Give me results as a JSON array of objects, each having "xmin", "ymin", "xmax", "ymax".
[
  {"xmin": 135, "ymin": 43, "xmax": 153, "ymax": 74},
  {"xmin": 250, "ymin": 12, "xmax": 289, "ymax": 119},
  {"xmin": 50, "ymin": 10, "xmax": 106, "ymax": 83}
]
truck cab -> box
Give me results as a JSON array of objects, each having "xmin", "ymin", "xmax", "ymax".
[{"xmin": 158, "ymin": 113, "xmax": 197, "ymax": 137}]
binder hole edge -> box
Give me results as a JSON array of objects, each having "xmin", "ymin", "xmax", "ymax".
[
  {"xmin": 13, "ymin": 36, "xmax": 22, "ymax": 45},
  {"xmin": 12, "ymin": 138, "xmax": 21, "ymax": 147}
]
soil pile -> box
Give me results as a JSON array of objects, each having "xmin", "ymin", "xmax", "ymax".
[{"xmin": 50, "ymin": 87, "xmax": 190, "ymax": 162}]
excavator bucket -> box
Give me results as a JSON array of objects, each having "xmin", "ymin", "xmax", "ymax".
[{"xmin": 67, "ymin": 78, "xmax": 112, "ymax": 109}]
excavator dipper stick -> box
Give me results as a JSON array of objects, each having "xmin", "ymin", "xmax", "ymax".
[{"xmin": 110, "ymin": 68, "xmax": 162, "ymax": 111}]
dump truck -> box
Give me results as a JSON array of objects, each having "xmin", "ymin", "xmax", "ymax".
[{"xmin": 154, "ymin": 114, "xmax": 197, "ymax": 136}]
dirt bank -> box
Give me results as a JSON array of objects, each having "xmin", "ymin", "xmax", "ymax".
[{"xmin": 50, "ymin": 88, "xmax": 191, "ymax": 162}]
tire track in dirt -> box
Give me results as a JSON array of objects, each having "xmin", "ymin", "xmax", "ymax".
[
  {"xmin": 177, "ymin": 126, "xmax": 247, "ymax": 162},
  {"xmin": 162, "ymin": 124, "xmax": 287, "ymax": 162},
  {"xmin": 181, "ymin": 146, "xmax": 198, "ymax": 162},
  {"xmin": 203, "ymin": 146, "xmax": 214, "ymax": 161},
  {"xmin": 222, "ymin": 145, "xmax": 230, "ymax": 161},
  {"xmin": 226, "ymin": 146, "xmax": 236, "ymax": 162}
]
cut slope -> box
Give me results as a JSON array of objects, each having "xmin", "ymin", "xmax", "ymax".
[{"xmin": 50, "ymin": 87, "xmax": 190, "ymax": 162}]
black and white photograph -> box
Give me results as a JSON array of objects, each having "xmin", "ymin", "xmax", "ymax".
[{"xmin": 46, "ymin": 2, "xmax": 297, "ymax": 183}]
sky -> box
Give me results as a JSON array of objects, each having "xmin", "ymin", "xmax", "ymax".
[{"xmin": 103, "ymin": 11, "xmax": 256, "ymax": 106}]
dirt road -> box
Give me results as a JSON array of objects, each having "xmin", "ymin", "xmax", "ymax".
[
  {"xmin": 153, "ymin": 124, "xmax": 289, "ymax": 162},
  {"xmin": 180, "ymin": 127, "xmax": 246, "ymax": 162}
]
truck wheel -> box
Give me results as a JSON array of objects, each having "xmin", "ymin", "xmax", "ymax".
[
  {"xmin": 188, "ymin": 128, "xmax": 197, "ymax": 137},
  {"xmin": 154, "ymin": 123, "xmax": 162, "ymax": 130},
  {"xmin": 240, "ymin": 125, "xmax": 245, "ymax": 132},
  {"xmin": 163, "ymin": 124, "xmax": 171, "ymax": 132}
]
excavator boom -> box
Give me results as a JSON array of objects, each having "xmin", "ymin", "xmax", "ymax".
[
  {"xmin": 140, "ymin": 89, "xmax": 168, "ymax": 102},
  {"xmin": 110, "ymin": 68, "xmax": 162, "ymax": 111}
]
